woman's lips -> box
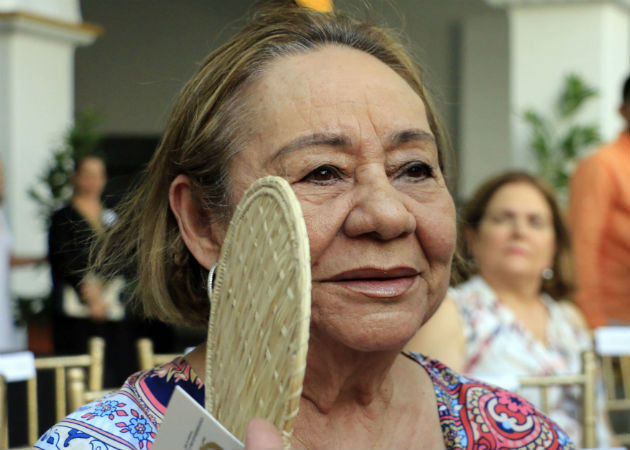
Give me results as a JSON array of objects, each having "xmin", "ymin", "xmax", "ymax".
[
  {"xmin": 323, "ymin": 267, "xmax": 419, "ymax": 298},
  {"xmin": 506, "ymin": 247, "xmax": 528, "ymax": 256}
]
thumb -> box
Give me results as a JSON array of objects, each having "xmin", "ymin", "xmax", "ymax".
[{"xmin": 245, "ymin": 418, "xmax": 286, "ymax": 450}]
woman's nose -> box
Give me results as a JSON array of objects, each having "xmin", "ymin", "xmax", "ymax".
[
  {"xmin": 342, "ymin": 178, "xmax": 416, "ymax": 240},
  {"xmin": 511, "ymin": 217, "xmax": 527, "ymax": 236}
]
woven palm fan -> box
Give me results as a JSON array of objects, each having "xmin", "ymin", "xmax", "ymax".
[{"xmin": 205, "ymin": 176, "xmax": 311, "ymax": 448}]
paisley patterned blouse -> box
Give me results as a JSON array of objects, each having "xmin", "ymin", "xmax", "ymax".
[{"xmin": 34, "ymin": 354, "xmax": 574, "ymax": 450}]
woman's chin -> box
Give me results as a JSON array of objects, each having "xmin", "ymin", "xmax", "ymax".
[
  {"xmin": 317, "ymin": 317, "xmax": 420, "ymax": 354},
  {"xmin": 351, "ymin": 336, "xmax": 413, "ymax": 353}
]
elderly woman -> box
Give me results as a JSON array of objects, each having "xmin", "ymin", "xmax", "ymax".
[
  {"xmin": 407, "ymin": 171, "xmax": 614, "ymax": 447},
  {"xmin": 36, "ymin": 5, "xmax": 574, "ymax": 450}
]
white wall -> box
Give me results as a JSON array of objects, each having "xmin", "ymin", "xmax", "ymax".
[
  {"xmin": 599, "ymin": 3, "xmax": 630, "ymax": 141},
  {"xmin": 459, "ymin": 12, "xmax": 510, "ymax": 199},
  {"xmin": 2, "ymin": 32, "xmax": 74, "ymax": 243},
  {"xmin": 509, "ymin": 2, "xmax": 630, "ymax": 168}
]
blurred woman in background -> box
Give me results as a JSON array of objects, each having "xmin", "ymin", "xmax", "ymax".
[
  {"xmin": 407, "ymin": 171, "xmax": 613, "ymax": 447},
  {"xmin": 48, "ymin": 154, "xmax": 132, "ymax": 385}
]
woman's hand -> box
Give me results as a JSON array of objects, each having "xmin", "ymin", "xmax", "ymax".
[
  {"xmin": 80, "ymin": 278, "xmax": 108, "ymax": 321},
  {"xmin": 245, "ymin": 418, "xmax": 285, "ymax": 450}
]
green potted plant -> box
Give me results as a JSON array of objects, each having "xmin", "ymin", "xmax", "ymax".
[{"xmin": 523, "ymin": 74, "xmax": 600, "ymax": 204}]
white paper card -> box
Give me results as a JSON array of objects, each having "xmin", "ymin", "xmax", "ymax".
[
  {"xmin": 0, "ymin": 351, "xmax": 35, "ymax": 382},
  {"xmin": 153, "ymin": 385, "xmax": 244, "ymax": 450},
  {"xmin": 594, "ymin": 326, "xmax": 630, "ymax": 356}
]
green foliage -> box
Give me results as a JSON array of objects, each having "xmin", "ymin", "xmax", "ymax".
[
  {"xmin": 28, "ymin": 110, "xmax": 103, "ymax": 223},
  {"xmin": 523, "ymin": 74, "xmax": 600, "ymax": 202},
  {"xmin": 556, "ymin": 75, "xmax": 598, "ymax": 117}
]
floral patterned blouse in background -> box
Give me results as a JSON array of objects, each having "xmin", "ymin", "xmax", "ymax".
[{"xmin": 450, "ymin": 275, "xmax": 613, "ymax": 447}]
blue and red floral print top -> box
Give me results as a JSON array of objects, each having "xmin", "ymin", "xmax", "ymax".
[{"xmin": 34, "ymin": 354, "xmax": 574, "ymax": 450}]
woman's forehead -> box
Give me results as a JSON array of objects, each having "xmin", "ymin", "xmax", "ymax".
[
  {"xmin": 245, "ymin": 46, "xmax": 431, "ymax": 146},
  {"xmin": 486, "ymin": 182, "xmax": 552, "ymax": 215},
  {"xmin": 79, "ymin": 159, "xmax": 105, "ymax": 174}
]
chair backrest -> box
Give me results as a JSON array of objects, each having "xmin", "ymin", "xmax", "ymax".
[
  {"xmin": 60, "ymin": 337, "xmax": 184, "ymax": 436},
  {"xmin": 136, "ymin": 337, "xmax": 181, "ymax": 371},
  {"xmin": 594, "ymin": 326, "xmax": 630, "ymax": 446},
  {"xmin": 0, "ymin": 374, "xmax": 7, "ymax": 449},
  {"xmin": 67, "ymin": 367, "xmax": 115, "ymax": 413},
  {"xmin": 518, "ymin": 350, "xmax": 597, "ymax": 448},
  {"xmin": 25, "ymin": 336, "xmax": 105, "ymax": 446}
]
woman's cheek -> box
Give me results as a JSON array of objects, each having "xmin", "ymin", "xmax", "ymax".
[
  {"xmin": 298, "ymin": 193, "xmax": 351, "ymax": 251},
  {"xmin": 419, "ymin": 197, "xmax": 456, "ymax": 263}
]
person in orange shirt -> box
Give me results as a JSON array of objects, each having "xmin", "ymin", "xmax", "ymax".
[{"xmin": 568, "ymin": 75, "xmax": 630, "ymax": 328}]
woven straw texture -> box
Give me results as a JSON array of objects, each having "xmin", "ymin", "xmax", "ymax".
[{"xmin": 205, "ymin": 176, "xmax": 311, "ymax": 448}]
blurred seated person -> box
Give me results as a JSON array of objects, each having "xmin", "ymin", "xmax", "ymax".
[
  {"xmin": 48, "ymin": 154, "xmax": 133, "ymax": 385},
  {"xmin": 37, "ymin": 5, "xmax": 575, "ymax": 450},
  {"xmin": 407, "ymin": 171, "xmax": 614, "ymax": 447}
]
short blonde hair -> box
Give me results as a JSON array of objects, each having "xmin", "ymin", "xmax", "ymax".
[{"xmin": 95, "ymin": 4, "xmax": 452, "ymax": 327}]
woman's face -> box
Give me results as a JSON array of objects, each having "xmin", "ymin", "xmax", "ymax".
[
  {"xmin": 469, "ymin": 181, "xmax": 556, "ymax": 286},
  {"xmin": 74, "ymin": 157, "xmax": 106, "ymax": 197},
  {"xmin": 228, "ymin": 46, "xmax": 456, "ymax": 351}
]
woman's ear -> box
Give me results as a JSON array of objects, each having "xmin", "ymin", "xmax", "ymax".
[{"xmin": 169, "ymin": 174, "xmax": 222, "ymax": 270}]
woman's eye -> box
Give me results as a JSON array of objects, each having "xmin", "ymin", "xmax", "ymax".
[
  {"xmin": 486, "ymin": 213, "xmax": 509, "ymax": 224},
  {"xmin": 529, "ymin": 216, "xmax": 547, "ymax": 228},
  {"xmin": 492, "ymin": 216, "xmax": 508, "ymax": 224},
  {"xmin": 401, "ymin": 162, "xmax": 433, "ymax": 180},
  {"xmin": 301, "ymin": 165, "xmax": 342, "ymax": 184}
]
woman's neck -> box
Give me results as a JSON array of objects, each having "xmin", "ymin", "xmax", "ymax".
[
  {"xmin": 72, "ymin": 194, "xmax": 103, "ymax": 229},
  {"xmin": 480, "ymin": 271, "xmax": 541, "ymax": 306},
  {"xmin": 184, "ymin": 339, "xmax": 445, "ymax": 449},
  {"xmin": 185, "ymin": 339, "xmax": 400, "ymax": 411},
  {"xmin": 293, "ymin": 344, "xmax": 443, "ymax": 449},
  {"xmin": 299, "ymin": 333, "xmax": 398, "ymax": 413},
  {"xmin": 480, "ymin": 273, "xmax": 551, "ymax": 344}
]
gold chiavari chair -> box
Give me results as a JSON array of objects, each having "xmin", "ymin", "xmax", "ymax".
[
  {"xmin": 518, "ymin": 350, "xmax": 597, "ymax": 448},
  {"xmin": 24, "ymin": 336, "xmax": 105, "ymax": 446},
  {"xmin": 595, "ymin": 326, "xmax": 630, "ymax": 446},
  {"xmin": 136, "ymin": 337, "xmax": 181, "ymax": 371},
  {"xmin": 64, "ymin": 337, "xmax": 183, "ymax": 426},
  {"xmin": 0, "ymin": 374, "xmax": 7, "ymax": 449},
  {"xmin": 66, "ymin": 367, "xmax": 115, "ymax": 413}
]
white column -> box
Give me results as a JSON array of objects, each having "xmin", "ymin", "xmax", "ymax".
[
  {"xmin": 0, "ymin": 1, "xmax": 101, "ymax": 300},
  {"xmin": 492, "ymin": 0, "xmax": 630, "ymax": 168}
]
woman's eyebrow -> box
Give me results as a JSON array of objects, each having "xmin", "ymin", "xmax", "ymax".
[
  {"xmin": 268, "ymin": 133, "xmax": 351, "ymax": 164},
  {"xmin": 267, "ymin": 128, "xmax": 435, "ymax": 165},
  {"xmin": 388, "ymin": 129, "xmax": 436, "ymax": 147}
]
